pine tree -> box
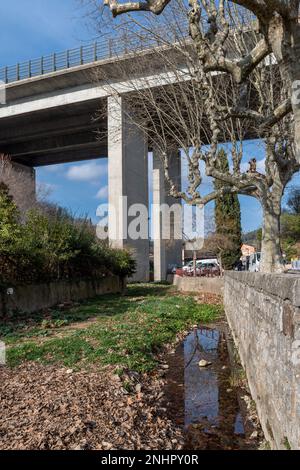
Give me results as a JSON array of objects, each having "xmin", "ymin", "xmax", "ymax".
[{"xmin": 214, "ymin": 149, "xmax": 242, "ymax": 270}]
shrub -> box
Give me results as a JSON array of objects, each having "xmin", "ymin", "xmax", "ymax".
[{"xmin": 0, "ymin": 187, "xmax": 135, "ymax": 288}]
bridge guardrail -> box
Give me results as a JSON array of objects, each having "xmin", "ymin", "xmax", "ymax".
[{"xmin": 0, "ymin": 25, "xmax": 188, "ymax": 85}]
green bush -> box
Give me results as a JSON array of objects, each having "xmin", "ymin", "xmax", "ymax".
[
  {"xmin": 0, "ymin": 185, "xmax": 135, "ymax": 288},
  {"xmin": 281, "ymin": 212, "xmax": 300, "ymax": 260}
]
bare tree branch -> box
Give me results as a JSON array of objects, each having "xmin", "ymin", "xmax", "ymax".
[
  {"xmin": 95, "ymin": 0, "xmax": 300, "ymax": 272},
  {"xmin": 259, "ymin": 98, "xmax": 292, "ymax": 131},
  {"xmin": 104, "ymin": 0, "xmax": 171, "ymax": 16}
]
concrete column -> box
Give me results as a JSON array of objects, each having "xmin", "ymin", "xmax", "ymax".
[
  {"xmin": 153, "ymin": 149, "xmax": 182, "ymax": 281},
  {"xmin": 0, "ymin": 159, "xmax": 35, "ymax": 216},
  {"xmin": 107, "ymin": 95, "xmax": 149, "ymax": 282}
]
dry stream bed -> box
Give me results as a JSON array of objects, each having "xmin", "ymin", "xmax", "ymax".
[{"xmin": 0, "ymin": 285, "xmax": 263, "ymax": 450}]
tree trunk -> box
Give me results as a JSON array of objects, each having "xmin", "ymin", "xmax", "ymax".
[
  {"xmin": 292, "ymin": 95, "xmax": 300, "ymax": 165},
  {"xmin": 260, "ymin": 201, "xmax": 283, "ymax": 273},
  {"xmin": 285, "ymin": 23, "xmax": 300, "ymax": 165}
]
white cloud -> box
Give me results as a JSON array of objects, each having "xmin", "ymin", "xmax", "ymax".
[
  {"xmin": 38, "ymin": 182, "xmax": 58, "ymax": 192},
  {"xmin": 66, "ymin": 161, "xmax": 107, "ymax": 182},
  {"xmin": 45, "ymin": 164, "xmax": 64, "ymax": 174},
  {"xmin": 96, "ymin": 185, "xmax": 108, "ymax": 200}
]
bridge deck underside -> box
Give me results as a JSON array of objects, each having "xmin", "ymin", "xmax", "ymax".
[{"xmin": 0, "ymin": 99, "xmax": 108, "ymax": 167}]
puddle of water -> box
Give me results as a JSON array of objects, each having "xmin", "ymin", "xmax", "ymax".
[
  {"xmin": 165, "ymin": 326, "xmax": 256, "ymax": 450},
  {"xmin": 184, "ymin": 328, "xmax": 220, "ymax": 428}
]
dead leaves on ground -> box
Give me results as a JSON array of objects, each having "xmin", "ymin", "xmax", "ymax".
[{"xmin": 0, "ymin": 363, "xmax": 184, "ymax": 450}]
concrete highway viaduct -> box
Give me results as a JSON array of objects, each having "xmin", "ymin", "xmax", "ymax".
[{"xmin": 0, "ymin": 40, "xmax": 183, "ymax": 282}]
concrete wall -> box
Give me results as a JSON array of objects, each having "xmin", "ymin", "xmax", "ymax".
[
  {"xmin": 0, "ymin": 276, "xmax": 124, "ymax": 316},
  {"xmin": 0, "ymin": 160, "xmax": 35, "ymax": 215},
  {"xmin": 107, "ymin": 96, "xmax": 149, "ymax": 283},
  {"xmin": 225, "ymin": 272, "xmax": 300, "ymax": 450},
  {"xmin": 153, "ymin": 149, "xmax": 182, "ymax": 282},
  {"xmin": 173, "ymin": 274, "xmax": 224, "ymax": 296}
]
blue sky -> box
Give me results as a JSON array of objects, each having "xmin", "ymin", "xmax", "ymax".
[{"xmin": 1, "ymin": 1, "xmax": 299, "ymax": 233}]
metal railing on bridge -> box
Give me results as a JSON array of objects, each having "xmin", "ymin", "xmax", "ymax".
[
  {"xmin": 0, "ymin": 25, "xmax": 187, "ymax": 85},
  {"xmin": 1, "ymin": 11, "xmax": 247, "ymax": 86}
]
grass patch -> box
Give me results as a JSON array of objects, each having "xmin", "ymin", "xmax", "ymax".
[{"xmin": 3, "ymin": 284, "xmax": 222, "ymax": 372}]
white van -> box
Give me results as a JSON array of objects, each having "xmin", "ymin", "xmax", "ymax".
[
  {"xmin": 183, "ymin": 258, "xmax": 220, "ymax": 275},
  {"xmin": 183, "ymin": 259, "xmax": 219, "ymax": 270},
  {"xmin": 249, "ymin": 252, "xmax": 261, "ymax": 272}
]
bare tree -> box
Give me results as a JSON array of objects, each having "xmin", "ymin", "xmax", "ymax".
[
  {"xmin": 287, "ymin": 186, "xmax": 300, "ymax": 213},
  {"xmin": 87, "ymin": 0, "xmax": 300, "ymax": 272},
  {"xmin": 102, "ymin": 0, "xmax": 300, "ymax": 121}
]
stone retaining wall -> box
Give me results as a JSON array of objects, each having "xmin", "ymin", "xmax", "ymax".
[
  {"xmin": 0, "ymin": 276, "xmax": 124, "ymax": 316},
  {"xmin": 225, "ymin": 272, "xmax": 300, "ymax": 450},
  {"xmin": 173, "ymin": 274, "xmax": 224, "ymax": 296}
]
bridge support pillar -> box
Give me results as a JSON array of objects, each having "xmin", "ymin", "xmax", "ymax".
[
  {"xmin": 153, "ymin": 149, "xmax": 182, "ymax": 282},
  {"xmin": 107, "ymin": 96, "xmax": 149, "ymax": 282},
  {"xmin": 0, "ymin": 159, "xmax": 36, "ymax": 216}
]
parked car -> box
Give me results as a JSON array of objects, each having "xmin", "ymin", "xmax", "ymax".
[
  {"xmin": 249, "ymin": 252, "xmax": 261, "ymax": 272},
  {"xmin": 234, "ymin": 260, "xmax": 244, "ymax": 271},
  {"xmin": 185, "ymin": 259, "xmax": 220, "ymax": 277},
  {"xmin": 182, "ymin": 260, "xmax": 194, "ymax": 273},
  {"xmin": 167, "ymin": 263, "xmax": 180, "ymax": 274},
  {"xmin": 196, "ymin": 261, "xmax": 221, "ymax": 277},
  {"xmin": 291, "ymin": 259, "xmax": 300, "ymax": 271}
]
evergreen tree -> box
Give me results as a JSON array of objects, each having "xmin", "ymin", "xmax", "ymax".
[{"xmin": 214, "ymin": 149, "xmax": 242, "ymax": 270}]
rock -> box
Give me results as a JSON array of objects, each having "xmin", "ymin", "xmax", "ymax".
[
  {"xmin": 135, "ymin": 384, "xmax": 142, "ymax": 393},
  {"xmin": 112, "ymin": 375, "xmax": 121, "ymax": 382},
  {"xmin": 66, "ymin": 369, "xmax": 73, "ymax": 375},
  {"xmin": 226, "ymin": 388, "xmax": 233, "ymax": 393},
  {"xmin": 198, "ymin": 360, "xmax": 212, "ymax": 368},
  {"xmin": 160, "ymin": 364, "xmax": 169, "ymax": 370}
]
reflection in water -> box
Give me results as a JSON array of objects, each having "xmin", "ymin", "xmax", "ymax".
[
  {"xmin": 234, "ymin": 412, "xmax": 245, "ymax": 435},
  {"xmin": 183, "ymin": 328, "xmax": 249, "ymax": 450},
  {"xmin": 165, "ymin": 326, "xmax": 258, "ymax": 450},
  {"xmin": 185, "ymin": 328, "xmax": 220, "ymax": 428}
]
